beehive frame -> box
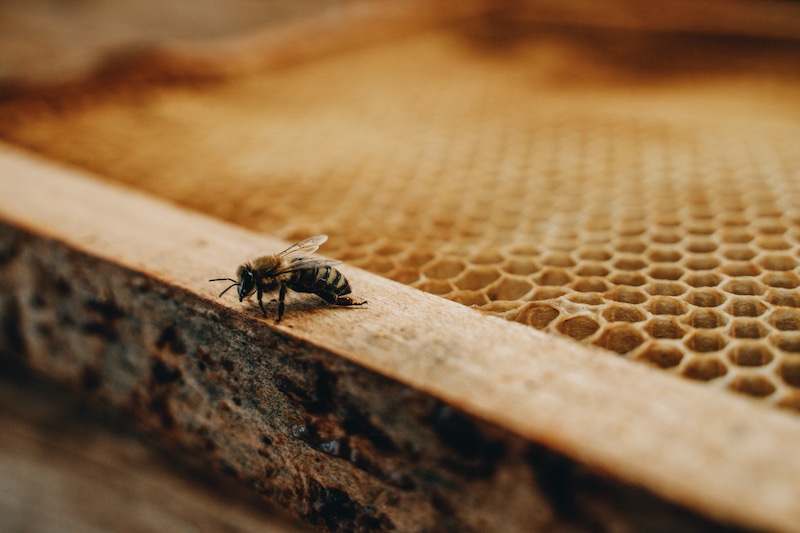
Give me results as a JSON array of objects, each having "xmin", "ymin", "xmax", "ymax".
[{"xmin": 2, "ymin": 1, "xmax": 800, "ymax": 530}]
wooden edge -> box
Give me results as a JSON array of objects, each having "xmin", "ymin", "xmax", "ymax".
[{"xmin": 1, "ymin": 142, "xmax": 799, "ymax": 531}]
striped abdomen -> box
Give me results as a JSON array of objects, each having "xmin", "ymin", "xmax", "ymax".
[{"xmin": 288, "ymin": 265, "xmax": 352, "ymax": 299}]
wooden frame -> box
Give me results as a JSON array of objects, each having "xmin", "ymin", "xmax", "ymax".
[{"xmin": 1, "ymin": 143, "xmax": 799, "ymax": 530}]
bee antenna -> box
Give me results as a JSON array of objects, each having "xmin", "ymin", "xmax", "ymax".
[
  {"xmin": 209, "ymin": 278, "xmax": 238, "ymax": 297},
  {"xmin": 217, "ymin": 283, "xmax": 238, "ymax": 297}
]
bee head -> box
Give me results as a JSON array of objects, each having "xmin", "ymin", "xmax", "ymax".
[{"xmin": 236, "ymin": 264, "xmax": 257, "ymax": 301}]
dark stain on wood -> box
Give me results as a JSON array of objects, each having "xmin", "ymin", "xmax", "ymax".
[
  {"xmin": 156, "ymin": 325, "xmax": 187, "ymax": 354},
  {"xmin": 150, "ymin": 357, "xmax": 182, "ymax": 385},
  {"xmin": 429, "ymin": 402, "xmax": 506, "ymax": 479},
  {"xmin": 526, "ymin": 443, "xmax": 579, "ymax": 520},
  {"xmin": 81, "ymin": 365, "xmax": 102, "ymax": 391},
  {"xmin": 304, "ymin": 477, "xmax": 395, "ymax": 532}
]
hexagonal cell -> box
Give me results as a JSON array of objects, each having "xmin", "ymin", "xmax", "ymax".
[
  {"xmin": 577, "ymin": 246, "xmax": 612, "ymax": 261},
  {"xmin": 608, "ymin": 272, "xmax": 647, "ymax": 286},
  {"xmin": 720, "ymin": 229, "xmax": 754, "ymax": 244},
  {"xmin": 729, "ymin": 319, "xmax": 770, "ymax": 339},
  {"xmin": 615, "ymin": 238, "xmax": 647, "ymax": 253},
  {"xmin": 778, "ymin": 357, "xmax": 800, "ymax": 387},
  {"xmin": 684, "ymin": 272, "xmax": 722, "ymax": 288},
  {"xmin": 721, "ymin": 279, "xmax": 765, "ymax": 296},
  {"xmin": 755, "ymin": 220, "xmax": 787, "ymax": 235},
  {"xmin": 654, "ymin": 214, "xmax": 681, "ymax": 227},
  {"xmin": 686, "ymin": 221, "xmax": 715, "ymax": 234},
  {"xmin": 594, "ymin": 324, "xmax": 646, "ymax": 355},
  {"xmin": 575, "ymin": 263, "xmax": 610, "ymax": 277},
  {"xmin": 509, "ymin": 302, "xmax": 560, "ymax": 329},
  {"xmin": 530, "ymin": 287, "xmax": 569, "ymax": 301},
  {"xmin": 685, "ymin": 330, "xmax": 727, "ymax": 352},
  {"xmin": 567, "ymin": 293, "xmax": 605, "ymax": 305},
  {"xmin": 720, "ymin": 245, "xmax": 757, "ymax": 261},
  {"xmin": 762, "ymin": 271, "xmax": 800, "ymax": 289},
  {"xmin": 726, "ymin": 298, "xmax": 767, "ymax": 318},
  {"xmin": 645, "ymin": 317, "xmax": 688, "ymax": 339},
  {"xmin": 619, "ymin": 224, "xmax": 647, "ymax": 237},
  {"xmin": 728, "ymin": 341, "xmax": 774, "ymax": 368},
  {"xmin": 647, "ymin": 296, "xmax": 688, "ymax": 316},
  {"xmin": 453, "ymin": 266, "xmax": 502, "ymax": 291},
  {"xmin": 388, "ymin": 268, "xmax": 421, "ymax": 285},
  {"xmin": 571, "ymin": 277, "xmax": 611, "ymax": 293},
  {"xmin": 759, "ymin": 253, "xmax": 799, "ymax": 272},
  {"xmin": 684, "ymin": 255, "xmax": 720, "ymax": 271},
  {"xmin": 375, "ymin": 241, "xmax": 406, "ymax": 255},
  {"xmin": 604, "ymin": 287, "xmax": 648, "ymax": 304},
  {"xmin": 367, "ymin": 255, "xmax": 397, "ymax": 273},
  {"xmin": 756, "ymin": 236, "xmax": 792, "ymax": 250},
  {"xmin": 448, "ymin": 290, "xmax": 490, "ymax": 306},
  {"xmin": 502, "ymin": 257, "xmax": 540, "ymax": 276},
  {"xmin": 602, "ymin": 304, "xmax": 646, "ymax": 323},
  {"xmin": 470, "ymin": 249, "xmax": 505, "ymax": 265},
  {"xmin": 636, "ymin": 344, "xmax": 684, "ymax": 369},
  {"xmin": 773, "ymin": 333, "xmax": 800, "ymax": 353},
  {"xmin": 422, "ymin": 257, "xmax": 466, "ymax": 279},
  {"xmin": 686, "ymin": 309, "xmax": 727, "ymax": 329},
  {"xmin": 507, "ymin": 243, "xmax": 540, "ymax": 256},
  {"xmin": 728, "ymin": 375, "xmax": 776, "ymax": 398},
  {"xmin": 681, "ymin": 357, "xmax": 728, "ymax": 381},
  {"xmin": 720, "ymin": 262, "xmax": 762, "ymax": 277},
  {"xmin": 646, "ymin": 281, "xmax": 687, "ymax": 297},
  {"xmin": 486, "ymin": 277, "xmax": 533, "ymax": 301},
  {"xmin": 542, "ymin": 252, "xmax": 576, "ymax": 268},
  {"xmin": 770, "ymin": 308, "xmax": 800, "ymax": 331},
  {"xmin": 534, "ymin": 267, "xmax": 574, "ymax": 286},
  {"xmin": 558, "ymin": 315, "xmax": 601, "ymax": 341},
  {"xmin": 685, "ymin": 289, "xmax": 726, "ymax": 308},
  {"xmin": 416, "ymin": 279, "xmax": 455, "ymax": 295},
  {"xmin": 685, "ymin": 238, "xmax": 718, "ymax": 253},
  {"xmin": 648, "ymin": 265, "xmax": 684, "ymax": 281},
  {"xmin": 612, "ymin": 257, "xmax": 648, "ymax": 272},
  {"xmin": 648, "ymin": 248, "xmax": 682, "ymax": 263},
  {"xmin": 400, "ymin": 250, "xmax": 436, "ymax": 268},
  {"xmin": 766, "ymin": 289, "xmax": 800, "ymax": 308},
  {"xmin": 652, "ymin": 230, "xmax": 681, "ymax": 244}
]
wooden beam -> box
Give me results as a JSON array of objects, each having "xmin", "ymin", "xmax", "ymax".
[{"xmin": 1, "ymin": 142, "xmax": 799, "ymax": 531}]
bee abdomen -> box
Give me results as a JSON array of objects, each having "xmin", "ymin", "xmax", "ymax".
[{"xmin": 290, "ymin": 266, "xmax": 351, "ymax": 296}]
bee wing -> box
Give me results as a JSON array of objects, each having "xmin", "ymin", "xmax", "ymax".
[
  {"xmin": 278, "ymin": 235, "xmax": 328, "ymax": 260},
  {"xmin": 275, "ymin": 257, "xmax": 342, "ymax": 275}
]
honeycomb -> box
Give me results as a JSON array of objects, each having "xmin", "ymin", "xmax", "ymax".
[{"xmin": 1, "ymin": 25, "xmax": 800, "ymax": 411}]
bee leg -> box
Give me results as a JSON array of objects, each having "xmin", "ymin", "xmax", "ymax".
[
  {"xmin": 334, "ymin": 296, "xmax": 368, "ymax": 306},
  {"xmin": 318, "ymin": 292, "xmax": 367, "ymax": 306},
  {"xmin": 276, "ymin": 284, "xmax": 287, "ymax": 323},
  {"xmin": 257, "ymin": 288, "xmax": 267, "ymax": 318}
]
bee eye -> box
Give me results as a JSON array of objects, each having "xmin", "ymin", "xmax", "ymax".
[{"xmin": 238, "ymin": 270, "xmax": 255, "ymax": 300}]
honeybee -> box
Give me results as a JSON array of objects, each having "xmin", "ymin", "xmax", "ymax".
[{"xmin": 210, "ymin": 235, "xmax": 366, "ymax": 322}]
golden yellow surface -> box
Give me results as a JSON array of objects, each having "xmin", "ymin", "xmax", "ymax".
[{"xmin": 3, "ymin": 26, "xmax": 800, "ymax": 409}]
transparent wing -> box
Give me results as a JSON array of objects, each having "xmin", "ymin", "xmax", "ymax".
[
  {"xmin": 278, "ymin": 235, "xmax": 328, "ymax": 260},
  {"xmin": 274, "ymin": 257, "xmax": 342, "ymax": 276}
]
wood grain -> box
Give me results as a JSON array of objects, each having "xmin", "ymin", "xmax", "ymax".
[{"xmin": 1, "ymin": 143, "xmax": 798, "ymax": 531}]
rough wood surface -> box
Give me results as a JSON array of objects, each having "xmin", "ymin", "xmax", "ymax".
[
  {"xmin": 0, "ymin": 371, "xmax": 311, "ymax": 533},
  {"xmin": 1, "ymin": 143, "xmax": 799, "ymax": 531}
]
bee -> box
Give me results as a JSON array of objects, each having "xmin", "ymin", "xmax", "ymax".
[{"xmin": 210, "ymin": 235, "xmax": 366, "ymax": 322}]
